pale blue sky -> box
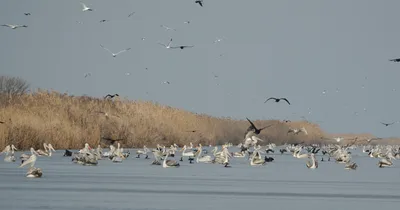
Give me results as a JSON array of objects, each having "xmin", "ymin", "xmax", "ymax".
[{"xmin": 1, "ymin": 0, "xmax": 400, "ymax": 138}]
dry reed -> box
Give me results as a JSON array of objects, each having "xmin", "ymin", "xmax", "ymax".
[{"xmin": 0, "ymin": 90, "xmax": 335, "ymax": 150}]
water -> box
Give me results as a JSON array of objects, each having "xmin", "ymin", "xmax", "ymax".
[{"xmin": 1, "ymin": 147, "xmax": 399, "ymax": 210}]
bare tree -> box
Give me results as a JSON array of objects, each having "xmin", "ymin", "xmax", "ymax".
[{"xmin": 0, "ymin": 75, "xmax": 30, "ymax": 96}]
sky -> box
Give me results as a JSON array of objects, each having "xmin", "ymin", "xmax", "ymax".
[{"xmin": 1, "ymin": 0, "xmax": 400, "ymax": 138}]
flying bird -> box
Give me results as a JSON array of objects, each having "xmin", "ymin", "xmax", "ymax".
[
  {"xmin": 389, "ymin": 58, "xmax": 400, "ymax": 62},
  {"xmin": 99, "ymin": 19, "xmax": 109, "ymax": 23},
  {"xmin": 245, "ymin": 117, "xmax": 272, "ymax": 137},
  {"xmin": 264, "ymin": 97, "xmax": 290, "ymax": 105},
  {"xmin": 163, "ymin": 81, "xmax": 171, "ymax": 84},
  {"xmin": 380, "ymin": 122, "xmax": 397, "ymax": 127},
  {"xmin": 100, "ymin": 44, "xmax": 131, "ymax": 57},
  {"xmin": 158, "ymin": 39, "xmax": 173, "ymax": 49},
  {"xmin": 80, "ymin": 2, "xmax": 93, "ymax": 12},
  {"xmin": 1, "ymin": 24, "xmax": 28, "ymax": 29},
  {"xmin": 84, "ymin": 72, "xmax": 91, "ymax": 78},
  {"xmin": 171, "ymin": 45, "xmax": 194, "ymax": 50},
  {"xmin": 195, "ymin": 0, "xmax": 203, "ymax": 7},
  {"xmin": 24, "ymin": 13, "xmax": 31, "ymax": 16},
  {"xmin": 161, "ymin": 25, "xmax": 176, "ymax": 31},
  {"xmin": 128, "ymin": 12, "xmax": 135, "ymax": 17},
  {"xmin": 184, "ymin": 21, "xmax": 190, "ymax": 24},
  {"xmin": 104, "ymin": 94, "xmax": 119, "ymax": 99}
]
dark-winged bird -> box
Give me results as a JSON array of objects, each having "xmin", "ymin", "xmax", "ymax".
[
  {"xmin": 264, "ymin": 97, "xmax": 290, "ymax": 105},
  {"xmin": 380, "ymin": 122, "xmax": 397, "ymax": 127},
  {"xmin": 389, "ymin": 58, "xmax": 400, "ymax": 62},
  {"xmin": 171, "ymin": 45, "xmax": 194, "ymax": 50},
  {"xmin": 104, "ymin": 94, "xmax": 119, "ymax": 99},
  {"xmin": 195, "ymin": 0, "xmax": 203, "ymax": 7}
]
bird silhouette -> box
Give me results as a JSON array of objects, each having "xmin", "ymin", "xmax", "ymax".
[
  {"xmin": 264, "ymin": 97, "xmax": 290, "ymax": 105},
  {"xmin": 380, "ymin": 122, "xmax": 397, "ymax": 127},
  {"xmin": 104, "ymin": 94, "xmax": 119, "ymax": 99},
  {"xmin": 245, "ymin": 118, "xmax": 272, "ymax": 137},
  {"xmin": 389, "ymin": 58, "xmax": 400, "ymax": 62},
  {"xmin": 195, "ymin": 0, "xmax": 203, "ymax": 7}
]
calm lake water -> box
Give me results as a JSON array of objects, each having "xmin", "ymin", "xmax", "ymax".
[{"xmin": 1, "ymin": 147, "xmax": 399, "ymax": 210}]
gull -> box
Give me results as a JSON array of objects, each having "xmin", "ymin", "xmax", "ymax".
[
  {"xmin": 161, "ymin": 25, "xmax": 176, "ymax": 31},
  {"xmin": 128, "ymin": 12, "xmax": 135, "ymax": 17},
  {"xmin": 100, "ymin": 44, "xmax": 131, "ymax": 58},
  {"xmin": 24, "ymin": 13, "xmax": 31, "ymax": 16},
  {"xmin": 1, "ymin": 24, "xmax": 28, "ymax": 29},
  {"xmin": 264, "ymin": 97, "xmax": 290, "ymax": 105},
  {"xmin": 389, "ymin": 58, "xmax": 400, "ymax": 62},
  {"xmin": 84, "ymin": 72, "xmax": 91, "ymax": 78},
  {"xmin": 381, "ymin": 121, "xmax": 398, "ymax": 127},
  {"xmin": 158, "ymin": 39, "xmax": 173, "ymax": 49},
  {"xmin": 80, "ymin": 2, "xmax": 93, "ymax": 12},
  {"xmin": 195, "ymin": 0, "xmax": 203, "ymax": 7},
  {"xmin": 214, "ymin": 38, "xmax": 223, "ymax": 44}
]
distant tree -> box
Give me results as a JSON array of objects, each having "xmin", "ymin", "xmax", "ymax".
[{"xmin": 0, "ymin": 75, "xmax": 30, "ymax": 96}]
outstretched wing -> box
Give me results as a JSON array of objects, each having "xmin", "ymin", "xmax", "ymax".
[
  {"xmin": 100, "ymin": 44, "xmax": 114, "ymax": 55},
  {"xmin": 281, "ymin": 98, "xmax": 291, "ymax": 105},
  {"xmin": 264, "ymin": 97, "xmax": 275, "ymax": 103},
  {"xmin": 259, "ymin": 124, "xmax": 273, "ymax": 131},
  {"xmin": 115, "ymin": 48, "xmax": 131, "ymax": 56},
  {"xmin": 246, "ymin": 117, "xmax": 257, "ymax": 130}
]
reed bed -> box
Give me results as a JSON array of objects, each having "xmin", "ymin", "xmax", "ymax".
[{"xmin": 0, "ymin": 90, "xmax": 329, "ymax": 150}]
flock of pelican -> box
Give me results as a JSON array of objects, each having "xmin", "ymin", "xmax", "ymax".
[{"xmin": 0, "ymin": 119, "xmax": 397, "ymax": 178}]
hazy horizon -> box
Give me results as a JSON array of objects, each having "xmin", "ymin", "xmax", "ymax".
[{"xmin": 1, "ymin": 1, "xmax": 400, "ymax": 138}]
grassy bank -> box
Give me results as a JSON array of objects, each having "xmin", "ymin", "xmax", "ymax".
[{"xmin": 0, "ymin": 90, "xmax": 330, "ymax": 150}]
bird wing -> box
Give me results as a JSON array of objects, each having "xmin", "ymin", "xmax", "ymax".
[
  {"xmin": 80, "ymin": 2, "xmax": 88, "ymax": 9},
  {"xmin": 128, "ymin": 12, "xmax": 135, "ymax": 17},
  {"xmin": 100, "ymin": 44, "xmax": 114, "ymax": 55},
  {"xmin": 281, "ymin": 98, "xmax": 291, "ymax": 105},
  {"xmin": 246, "ymin": 118, "xmax": 257, "ymax": 130},
  {"xmin": 1, "ymin": 24, "xmax": 11, "ymax": 28},
  {"xmin": 264, "ymin": 97, "xmax": 275, "ymax": 103},
  {"xmin": 158, "ymin": 42, "xmax": 167, "ymax": 47},
  {"xmin": 114, "ymin": 48, "xmax": 131, "ymax": 55},
  {"xmin": 259, "ymin": 124, "xmax": 273, "ymax": 131}
]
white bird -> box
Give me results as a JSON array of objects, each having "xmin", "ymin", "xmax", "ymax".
[
  {"xmin": 214, "ymin": 38, "xmax": 223, "ymax": 43},
  {"xmin": 80, "ymin": 2, "xmax": 93, "ymax": 12},
  {"xmin": 20, "ymin": 148, "xmax": 39, "ymax": 168},
  {"xmin": 184, "ymin": 21, "xmax": 190, "ymax": 24},
  {"xmin": 334, "ymin": 137, "xmax": 344, "ymax": 142},
  {"xmin": 161, "ymin": 25, "xmax": 176, "ymax": 31},
  {"xmin": 163, "ymin": 81, "xmax": 170, "ymax": 85},
  {"xmin": 158, "ymin": 39, "xmax": 173, "ymax": 49},
  {"xmin": 100, "ymin": 44, "xmax": 131, "ymax": 58},
  {"xmin": 1, "ymin": 24, "xmax": 28, "ymax": 29}
]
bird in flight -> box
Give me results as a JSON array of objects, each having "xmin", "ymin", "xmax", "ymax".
[
  {"xmin": 380, "ymin": 121, "xmax": 397, "ymax": 127},
  {"xmin": 184, "ymin": 21, "xmax": 190, "ymax": 24},
  {"xmin": 104, "ymin": 94, "xmax": 119, "ymax": 99},
  {"xmin": 161, "ymin": 25, "xmax": 176, "ymax": 31},
  {"xmin": 100, "ymin": 44, "xmax": 131, "ymax": 57},
  {"xmin": 158, "ymin": 39, "xmax": 173, "ymax": 49},
  {"xmin": 214, "ymin": 38, "xmax": 223, "ymax": 44},
  {"xmin": 163, "ymin": 81, "xmax": 171, "ymax": 84},
  {"xmin": 245, "ymin": 117, "xmax": 272, "ymax": 137},
  {"xmin": 195, "ymin": 0, "xmax": 203, "ymax": 7},
  {"xmin": 84, "ymin": 72, "xmax": 91, "ymax": 78},
  {"xmin": 99, "ymin": 19, "xmax": 110, "ymax": 23},
  {"xmin": 24, "ymin": 13, "xmax": 31, "ymax": 16},
  {"xmin": 171, "ymin": 45, "xmax": 194, "ymax": 50},
  {"xmin": 389, "ymin": 58, "xmax": 400, "ymax": 62},
  {"xmin": 1, "ymin": 24, "xmax": 28, "ymax": 29},
  {"xmin": 264, "ymin": 97, "xmax": 291, "ymax": 105},
  {"xmin": 128, "ymin": 12, "xmax": 135, "ymax": 18},
  {"xmin": 80, "ymin": 2, "xmax": 93, "ymax": 12}
]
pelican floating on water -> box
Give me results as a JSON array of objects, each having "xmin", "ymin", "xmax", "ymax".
[
  {"xmin": 163, "ymin": 151, "xmax": 180, "ymax": 168},
  {"xmin": 306, "ymin": 153, "xmax": 318, "ymax": 169}
]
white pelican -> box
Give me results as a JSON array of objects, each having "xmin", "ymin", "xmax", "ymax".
[
  {"xmin": 26, "ymin": 167, "xmax": 43, "ymax": 178},
  {"xmin": 179, "ymin": 145, "xmax": 195, "ymax": 161},
  {"xmin": 163, "ymin": 151, "xmax": 180, "ymax": 168},
  {"xmin": 20, "ymin": 148, "xmax": 39, "ymax": 168},
  {"xmin": 1, "ymin": 24, "xmax": 28, "ymax": 29},
  {"xmin": 250, "ymin": 150, "xmax": 266, "ymax": 166},
  {"xmin": 136, "ymin": 145, "xmax": 150, "ymax": 159},
  {"xmin": 378, "ymin": 157, "xmax": 393, "ymax": 168},
  {"xmin": 306, "ymin": 153, "xmax": 318, "ymax": 169},
  {"xmin": 100, "ymin": 44, "xmax": 131, "ymax": 58},
  {"xmin": 196, "ymin": 144, "xmax": 212, "ymax": 163},
  {"xmin": 80, "ymin": 2, "xmax": 93, "ymax": 12}
]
